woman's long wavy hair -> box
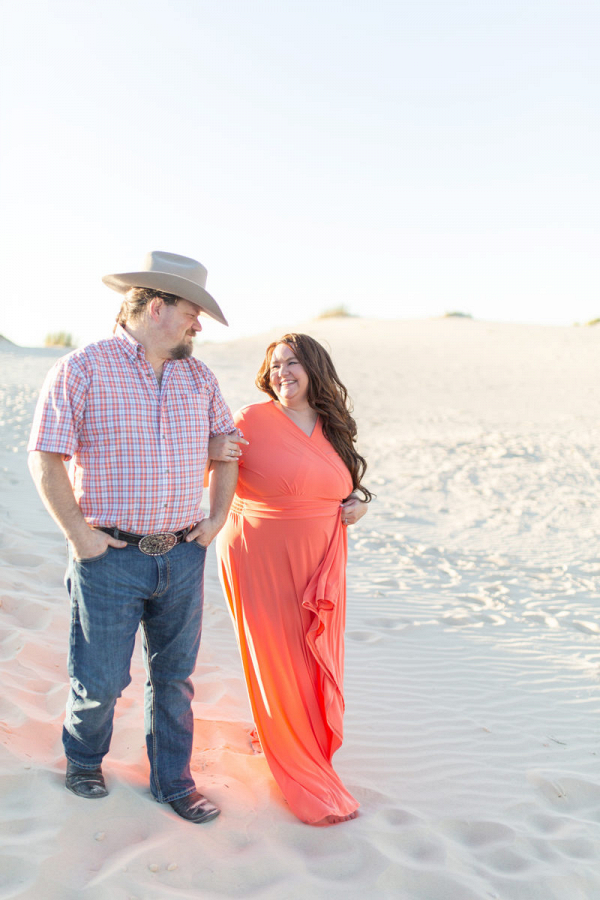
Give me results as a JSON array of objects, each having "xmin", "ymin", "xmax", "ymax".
[{"xmin": 256, "ymin": 333, "xmax": 373, "ymax": 502}]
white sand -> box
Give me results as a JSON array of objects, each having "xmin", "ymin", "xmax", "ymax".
[{"xmin": 2, "ymin": 318, "xmax": 600, "ymax": 899}]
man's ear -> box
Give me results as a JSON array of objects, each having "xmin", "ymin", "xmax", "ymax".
[{"xmin": 148, "ymin": 297, "xmax": 163, "ymax": 322}]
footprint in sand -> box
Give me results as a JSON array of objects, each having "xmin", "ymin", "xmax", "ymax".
[
  {"xmin": 441, "ymin": 819, "xmax": 515, "ymax": 848},
  {"xmin": 0, "ymin": 550, "xmax": 46, "ymax": 568},
  {"xmin": 377, "ymin": 824, "xmax": 447, "ymax": 866},
  {"xmin": 527, "ymin": 772, "xmax": 600, "ymax": 812},
  {"xmin": 346, "ymin": 630, "xmax": 383, "ymax": 643},
  {"xmin": 0, "ymin": 855, "xmax": 36, "ymax": 896},
  {"xmin": 442, "ymin": 613, "xmax": 472, "ymax": 626},
  {"xmin": 377, "ymin": 807, "xmax": 424, "ymax": 828},
  {"xmin": 522, "ymin": 612, "xmax": 561, "ymax": 628},
  {"xmin": 365, "ymin": 617, "xmax": 409, "ymax": 631},
  {"xmin": 1, "ymin": 598, "xmax": 52, "ymax": 631},
  {"xmin": 553, "ymin": 837, "xmax": 597, "ymax": 860},
  {"xmin": 527, "ymin": 812, "xmax": 568, "ymax": 835},
  {"xmin": 572, "ymin": 620, "xmax": 600, "ymax": 635},
  {"xmin": 480, "ymin": 846, "xmax": 532, "ymax": 874},
  {"xmin": 0, "ymin": 629, "xmax": 23, "ymax": 661}
]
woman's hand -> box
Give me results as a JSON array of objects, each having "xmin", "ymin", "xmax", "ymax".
[
  {"xmin": 208, "ymin": 431, "xmax": 249, "ymax": 462},
  {"xmin": 340, "ymin": 495, "xmax": 369, "ymax": 526}
]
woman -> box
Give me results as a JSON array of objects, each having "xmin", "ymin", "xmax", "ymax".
[{"xmin": 215, "ymin": 333, "xmax": 372, "ymax": 826}]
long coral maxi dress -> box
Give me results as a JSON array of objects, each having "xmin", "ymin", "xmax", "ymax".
[{"xmin": 216, "ymin": 400, "xmax": 359, "ymax": 823}]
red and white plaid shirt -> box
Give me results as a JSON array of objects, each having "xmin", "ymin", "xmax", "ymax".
[{"xmin": 28, "ymin": 325, "xmax": 235, "ymax": 534}]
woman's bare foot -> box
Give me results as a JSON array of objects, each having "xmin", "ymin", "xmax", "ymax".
[
  {"xmin": 249, "ymin": 727, "xmax": 263, "ymax": 754},
  {"xmin": 312, "ymin": 810, "xmax": 359, "ymax": 826}
]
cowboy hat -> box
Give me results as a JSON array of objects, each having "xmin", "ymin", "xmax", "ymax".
[{"xmin": 102, "ymin": 250, "xmax": 228, "ymax": 326}]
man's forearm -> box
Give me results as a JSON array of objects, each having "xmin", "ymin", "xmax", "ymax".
[
  {"xmin": 28, "ymin": 450, "xmax": 90, "ymax": 542},
  {"xmin": 208, "ymin": 459, "xmax": 238, "ymax": 525},
  {"xmin": 185, "ymin": 459, "xmax": 238, "ymax": 546}
]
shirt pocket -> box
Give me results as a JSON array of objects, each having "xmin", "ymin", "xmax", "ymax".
[
  {"xmin": 170, "ymin": 391, "xmax": 211, "ymax": 455},
  {"xmin": 177, "ymin": 389, "xmax": 210, "ymax": 419}
]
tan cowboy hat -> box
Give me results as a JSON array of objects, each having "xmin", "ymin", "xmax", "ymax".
[{"xmin": 102, "ymin": 250, "xmax": 228, "ymax": 326}]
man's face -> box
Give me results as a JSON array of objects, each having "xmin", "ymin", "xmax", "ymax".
[{"xmin": 160, "ymin": 298, "xmax": 203, "ymax": 359}]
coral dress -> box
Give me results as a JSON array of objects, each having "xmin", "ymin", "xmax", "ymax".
[{"xmin": 216, "ymin": 400, "xmax": 358, "ymax": 823}]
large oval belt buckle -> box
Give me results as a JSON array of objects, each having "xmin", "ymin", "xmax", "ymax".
[{"xmin": 139, "ymin": 532, "xmax": 177, "ymax": 556}]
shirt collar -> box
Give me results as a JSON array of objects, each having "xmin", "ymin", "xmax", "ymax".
[{"xmin": 114, "ymin": 323, "xmax": 147, "ymax": 362}]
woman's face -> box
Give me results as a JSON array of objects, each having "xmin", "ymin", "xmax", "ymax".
[{"xmin": 269, "ymin": 342, "xmax": 310, "ymax": 407}]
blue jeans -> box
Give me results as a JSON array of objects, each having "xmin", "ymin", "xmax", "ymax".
[{"xmin": 63, "ymin": 539, "xmax": 207, "ymax": 802}]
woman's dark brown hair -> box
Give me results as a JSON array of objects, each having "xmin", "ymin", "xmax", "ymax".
[{"xmin": 256, "ymin": 333, "xmax": 373, "ymax": 502}]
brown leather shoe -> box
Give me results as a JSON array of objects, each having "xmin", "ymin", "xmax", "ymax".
[
  {"xmin": 65, "ymin": 761, "xmax": 108, "ymax": 799},
  {"xmin": 168, "ymin": 791, "xmax": 220, "ymax": 824}
]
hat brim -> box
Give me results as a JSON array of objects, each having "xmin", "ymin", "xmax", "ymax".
[{"xmin": 102, "ymin": 272, "xmax": 228, "ymax": 326}]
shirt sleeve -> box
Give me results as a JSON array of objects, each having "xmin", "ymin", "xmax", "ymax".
[
  {"xmin": 27, "ymin": 354, "xmax": 89, "ymax": 460},
  {"xmin": 207, "ymin": 375, "xmax": 236, "ymax": 436}
]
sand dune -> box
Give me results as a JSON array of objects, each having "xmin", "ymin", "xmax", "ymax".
[{"xmin": 2, "ymin": 318, "xmax": 600, "ymax": 898}]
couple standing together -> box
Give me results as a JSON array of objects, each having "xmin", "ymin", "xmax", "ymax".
[{"xmin": 28, "ymin": 251, "xmax": 372, "ymax": 827}]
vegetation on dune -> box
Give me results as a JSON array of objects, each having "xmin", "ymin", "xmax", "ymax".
[
  {"xmin": 586, "ymin": 318, "xmax": 600, "ymax": 327},
  {"xmin": 443, "ymin": 311, "xmax": 473, "ymax": 319},
  {"xmin": 44, "ymin": 332, "xmax": 74, "ymax": 347},
  {"xmin": 317, "ymin": 305, "xmax": 354, "ymax": 319}
]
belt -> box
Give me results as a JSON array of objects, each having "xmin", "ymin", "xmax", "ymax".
[{"xmin": 98, "ymin": 526, "xmax": 193, "ymax": 556}]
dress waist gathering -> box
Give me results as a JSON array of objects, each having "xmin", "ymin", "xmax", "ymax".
[{"xmin": 230, "ymin": 496, "xmax": 341, "ymax": 520}]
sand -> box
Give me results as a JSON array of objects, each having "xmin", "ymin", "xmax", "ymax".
[{"xmin": 2, "ymin": 317, "xmax": 600, "ymax": 899}]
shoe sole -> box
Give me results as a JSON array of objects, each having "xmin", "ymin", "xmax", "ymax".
[
  {"xmin": 65, "ymin": 782, "xmax": 108, "ymax": 799},
  {"xmin": 168, "ymin": 805, "xmax": 221, "ymax": 824}
]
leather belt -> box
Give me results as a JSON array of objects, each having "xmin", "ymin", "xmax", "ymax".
[{"xmin": 98, "ymin": 526, "xmax": 192, "ymax": 556}]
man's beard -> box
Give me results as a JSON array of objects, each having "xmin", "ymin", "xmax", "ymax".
[{"xmin": 169, "ymin": 340, "xmax": 194, "ymax": 360}]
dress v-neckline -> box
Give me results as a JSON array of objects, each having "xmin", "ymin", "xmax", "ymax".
[{"xmin": 271, "ymin": 400, "xmax": 320, "ymax": 439}]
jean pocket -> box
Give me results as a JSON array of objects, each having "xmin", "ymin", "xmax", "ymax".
[{"xmin": 74, "ymin": 548, "xmax": 110, "ymax": 564}]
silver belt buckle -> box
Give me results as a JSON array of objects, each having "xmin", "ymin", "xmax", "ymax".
[{"xmin": 138, "ymin": 532, "xmax": 177, "ymax": 555}]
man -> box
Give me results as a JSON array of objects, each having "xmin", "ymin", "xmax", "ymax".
[{"xmin": 28, "ymin": 251, "xmax": 244, "ymax": 824}]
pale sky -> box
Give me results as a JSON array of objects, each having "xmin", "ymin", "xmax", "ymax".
[{"xmin": 1, "ymin": 0, "xmax": 598, "ymax": 347}]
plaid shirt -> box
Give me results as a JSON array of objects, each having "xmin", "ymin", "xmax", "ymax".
[{"xmin": 28, "ymin": 325, "xmax": 235, "ymax": 533}]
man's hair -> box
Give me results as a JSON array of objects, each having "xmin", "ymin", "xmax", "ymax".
[{"xmin": 115, "ymin": 288, "xmax": 180, "ymax": 328}]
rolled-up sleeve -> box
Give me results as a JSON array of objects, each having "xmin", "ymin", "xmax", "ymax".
[
  {"xmin": 208, "ymin": 376, "xmax": 236, "ymax": 437},
  {"xmin": 28, "ymin": 356, "xmax": 89, "ymax": 460}
]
